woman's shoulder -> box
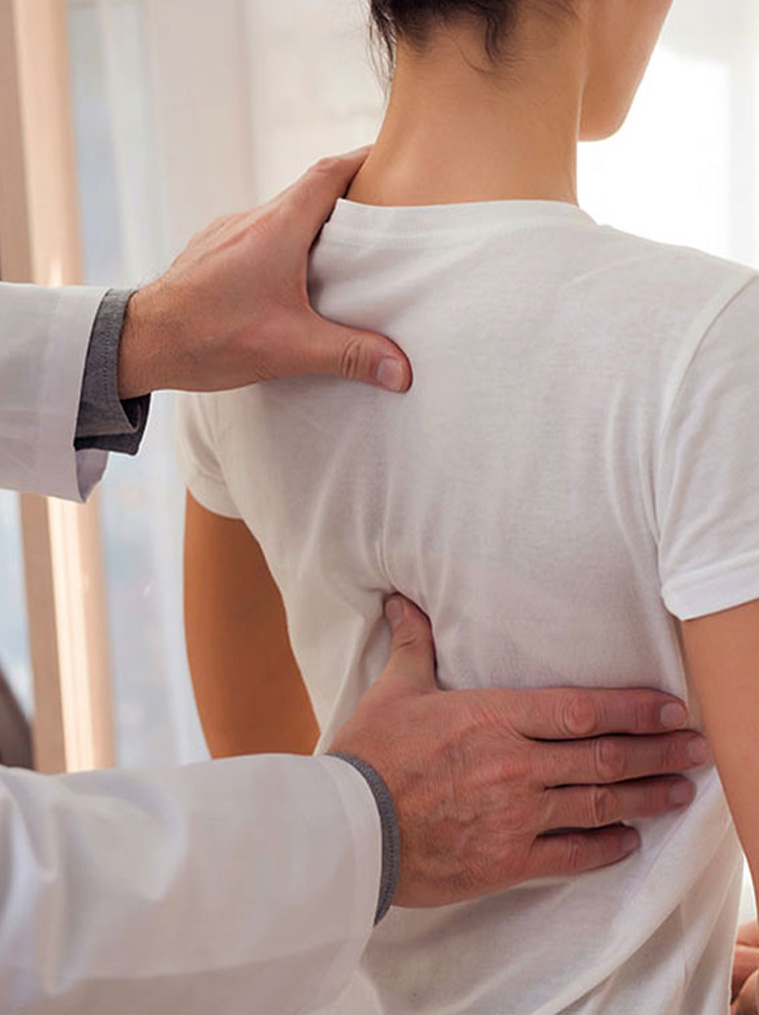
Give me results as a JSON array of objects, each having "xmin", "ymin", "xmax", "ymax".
[
  {"xmin": 588, "ymin": 222, "xmax": 757, "ymax": 292},
  {"xmin": 564, "ymin": 221, "xmax": 758, "ymax": 338}
]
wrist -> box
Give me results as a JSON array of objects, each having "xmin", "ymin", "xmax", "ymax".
[
  {"xmin": 117, "ymin": 286, "xmax": 164, "ymax": 399},
  {"xmin": 329, "ymin": 752, "xmax": 401, "ymax": 924}
]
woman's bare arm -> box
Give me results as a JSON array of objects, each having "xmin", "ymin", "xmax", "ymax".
[
  {"xmin": 184, "ymin": 491, "xmax": 319, "ymax": 758},
  {"xmin": 681, "ymin": 600, "xmax": 759, "ymax": 913}
]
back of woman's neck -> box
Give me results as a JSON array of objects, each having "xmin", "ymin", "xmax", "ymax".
[{"xmin": 348, "ymin": 34, "xmax": 583, "ymax": 207}]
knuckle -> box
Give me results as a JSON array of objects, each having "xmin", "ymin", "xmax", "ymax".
[
  {"xmin": 250, "ymin": 203, "xmax": 284, "ymax": 241},
  {"xmin": 630, "ymin": 696, "xmax": 654, "ymax": 733},
  {"xmin": 391, "ymin": 620, "xmax": 435, "ymax": 663},
  {"xmin": 338, "ymin": 336, "xmax": 366, "ymax": 381},
  {"xmin": 594, "ymin": 738, "xmax": 627, "ymax": 782},
  {"xmin": 661, "ymin": 738, "xmax": 682, "ymax": 772},
  {"xmin": 498, "ymin": 744, "xmax": 535, "ymax": 787},
  {"xmin": 647, "ymin": 782, "xmax": 672, "ymax": 814},
  {"xmin": 255, "ymin": 202, "xmax": 281, "ymax": 227},
  {"xmin": 311, "ymin": 155, "xmax": 340, "ymax": 175},
  {"xmin": 500, "ymin": 787, "xmax": 535, "ymax": 832},
  {"xmin": 562, "ymin": 834, "xmax": 586, "ymax": 873},
  {"xmin": 392, "ymin": 626, "xmax": 424, "ymax": 655},
  {"xmin": 589, "ymin": 786, "xmax": 618, "ymax": 827},
  {"xmin": 558, "ymin": 691, "xmax": 599, "ymax": 737},
  {"xmin": 198, "ymin": 215, "xmax": 228, "ymax": 241}
]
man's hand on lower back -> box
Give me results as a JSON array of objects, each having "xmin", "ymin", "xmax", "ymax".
[
  {"xmin": 116, "ymin": 147, "xmax": 411, "ymax": 400},
  {"xmin": 733, "ymin": 922, "xmax": 759, "ymax": 1015},
  {"xmin": 329, "ymin": 595, "xmax": 709, "ymax": 910}
]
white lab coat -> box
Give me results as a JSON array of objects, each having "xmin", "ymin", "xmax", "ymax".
[
  {"xmin": 0, "ymin": 283, "xmax": 381, "ymax": 1013},
  {"xmin": 0, "ymin": 283, "xmax": 108, "ymax": 501}
]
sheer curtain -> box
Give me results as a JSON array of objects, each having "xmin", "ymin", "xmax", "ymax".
[
  {"xmin": 66, "ymin": 0, "xmax": 384, "ymax": 770},
  {"xmin": 66, "ymin": 0, "xmax": 758, "ymax": 908},
  {"xmin": 0, "ymin": 493, "xmax": 31, "ymax": 715}
]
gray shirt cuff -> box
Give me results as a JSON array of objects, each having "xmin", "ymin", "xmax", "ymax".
[
  {"xmin": 330, "ymin": 752, "xmax": 401, "ymax": 925},
  {"xmin": 74, "ymin": 289, "xmax": 151, "ymax": 455}
]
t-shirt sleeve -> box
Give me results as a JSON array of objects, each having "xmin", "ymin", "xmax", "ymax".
[
  {"xmin": 175, "ymin": 392, "xmax": 242, "ymax": 520},
  {"xmin": 657, "ymin": 276, "xmax": 759, "ymax": 621}
]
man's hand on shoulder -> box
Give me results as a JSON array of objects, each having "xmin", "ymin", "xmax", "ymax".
[{"xmin": 117, "ymin": 148, "xmax": 411, "ymax": 399}]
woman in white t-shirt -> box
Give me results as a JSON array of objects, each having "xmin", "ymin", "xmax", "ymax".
[{"xmin": 176, "ymin": 1, "xmax": 759, "ymax": 1012}]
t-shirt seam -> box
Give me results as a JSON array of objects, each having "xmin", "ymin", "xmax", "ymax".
[
  {"xmin": 197, "ymin": 394, "xmax": 233, "ymax": 493},
  {"xmin": 319, "ymin": 217, "xmax": 598, "ymax": 249},
  {"xmin": 177, "ymin": 394, "xmax": 240, "ymax": 516},
  {"xmin": 656, "ymin": 272, "xmax": 758, "ymax": 442},
  {"xmin": 662, "ymin": 547, "xmax": 759, "ymax": 596},
  {"xmin": 185, "ymin": 460, "xmax": 230, "ymax": 493},
  {"xmin": 652, "ymin": 271, "xmax": 759, "ymax": 540}
]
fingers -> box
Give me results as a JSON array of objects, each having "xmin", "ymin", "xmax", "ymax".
[
  {"xmin": 505, "ymin": 687, "xmax": 690, "ymax": 740},
  {"xmin": 376, "ymin": 596, "xmax": 437, "ymax": 693},
  {"xmin": 739, "ymin": 922, "xmax": 759, "ymax": 948},
  {"xmin": 297, "ymin": 312, "xmax": 412, "ymax": 391},
  {"xmin": 732, "ymin": 969, "xmax": 759, "ymax": 1015},
  {"xmin": 733, "ymin": 947, "xmax": 759, "ymax": 1001},
  {"xmin": 280, "ymin": 147, "xmax": 372, "ymax": 242},
  {"xmin": 527, "ymin": 825, "xmax": 640, "ymax": 879},
  {"xmin": 536, "ymin": 731, "xmax": 709, "ymax": 787},
  {"xmin": 540, "ymin": 776, "xmax": 695, "ymax": 832}
]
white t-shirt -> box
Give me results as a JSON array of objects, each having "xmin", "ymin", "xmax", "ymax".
[{"xmin": 177, "ymin": 200, "xmax": 759, "ymax": 1015}]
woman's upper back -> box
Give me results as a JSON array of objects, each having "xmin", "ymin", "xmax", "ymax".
[
  {"xmin": 177, "ymin": 199, "xmax": 759, "ymax": 1013},
  {"xmin": 180, "ymin": 199, "xmax": 756, "ymax": 717}
]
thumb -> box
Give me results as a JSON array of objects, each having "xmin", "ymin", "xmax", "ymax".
[
  {"xmin": 300, "ymin": 312, "xmax": 412, "ymax": 392},
  {"xmin": 377, "ymin": 596, "xmax": 437, "ymax": 694},
  {"xmin": 283, "ymin": 146, "xmax": 373, "ymax": 239}
]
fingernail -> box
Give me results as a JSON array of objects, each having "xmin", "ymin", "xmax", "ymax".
[
  {"xmin": 377, "ymin": 358, "xmax": 406, "ymax": 392},
  {"xmin": 687, "ymin": 737, "xmax": 711, "ymax": 766},
  {"xmin": 622, "ymin": 828, "xmax": 640, "ymax": 854},
  {"xmin": 660, "ymin": 703, "xmax": 687, "ymax": 729},
  {"xmin": 669, "ymin": 781, "xmax": 695, "ymax": 808},
  {"xmin": 385, "ymin": 597, "xmax": 405, "ymax": 631}
]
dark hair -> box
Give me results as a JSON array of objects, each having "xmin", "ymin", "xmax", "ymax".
[{"xmin": 370, "ymin": 1, "xmax": 573, "ymax": 68}]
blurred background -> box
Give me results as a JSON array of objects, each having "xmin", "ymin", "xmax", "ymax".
[{"xmin": 0, "ymin": 0, "xmax": 757, "ymax": 906}]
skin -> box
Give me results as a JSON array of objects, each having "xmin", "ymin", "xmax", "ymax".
[
  {"xmin": 185, "ymin": 493, "xmax": 710, "ymax": 908},
  {"xmin": 734, "ymin": 922, "xmax": 759, "ymax": 1014},
  {"xmin": 184, "ymin": 494, "xmax": 319, "ymax": 758},
  {"xmin": 682, "ymin": 607, "xmax": 759, "ymax": 1015},
  {"xmin": 348, "ymin": 0, "xmax": 674, "ymax": 206}
]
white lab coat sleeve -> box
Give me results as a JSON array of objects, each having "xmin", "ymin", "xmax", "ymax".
[
  {"xmin": 0, "ymin": 283, "xmax": 109, "ymax": 501},
  {"xmin": 0, "ymin": 752, "xmax": 380, "ymax": 1015}
]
